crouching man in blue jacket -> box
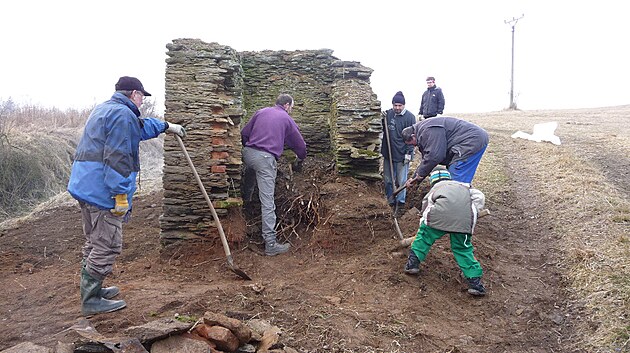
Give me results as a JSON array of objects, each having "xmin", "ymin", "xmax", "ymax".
[{"xmin": 68, "ymin": 76, "xmax": 186, "ymax": 316}]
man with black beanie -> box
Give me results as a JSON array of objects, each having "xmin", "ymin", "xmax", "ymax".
[{"xmin": 381, "ymin": 91, "xmax": 416, "ymax": 217}]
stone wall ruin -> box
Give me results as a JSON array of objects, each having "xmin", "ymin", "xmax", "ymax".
[{"xmin": 160, "ymin": 38, "xmax": 382, "ymax": 242}]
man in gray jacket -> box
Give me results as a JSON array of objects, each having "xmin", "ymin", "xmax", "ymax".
[
  {"xmin": 403, "ymin": 167, "xmax": 486, "ymax": 296},
  {"xmin": 401, "ymin": 117, "xmax": 488, "ymax": 187}
]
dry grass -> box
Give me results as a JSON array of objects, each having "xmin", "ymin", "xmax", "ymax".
[
  {"xmin": 463, "ymin": 107, "xmax": 630, "ymax": 351},
  {"xmin": 523, "ymin": 142, "xmax": 629, "ymax": 350}
]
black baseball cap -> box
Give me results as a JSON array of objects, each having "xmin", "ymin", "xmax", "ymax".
[{"xmin": 115, "ymin": 76, "xmax": 151, "ymax": 96}]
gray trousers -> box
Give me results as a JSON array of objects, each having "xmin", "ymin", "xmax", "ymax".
[
  {"xmin": 80, "ymin": 202, "xmax": 123, "ymax": 281},
  {"xmin": 241, "ymin": 147, "xmax": 279, "ymax": 244}
]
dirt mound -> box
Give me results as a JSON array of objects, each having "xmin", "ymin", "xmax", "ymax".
[
  {"xmin": 0, "ymin": 153, "xmax": 570, "ymax": 353},
  {"xmin": 8, "ymin": 106, "xmax": 630, "ymax": 351}
]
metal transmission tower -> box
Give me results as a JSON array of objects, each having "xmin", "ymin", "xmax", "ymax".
[{"xmin": 505, "ymin": 14, "xmax": 524, "ymax": 110}]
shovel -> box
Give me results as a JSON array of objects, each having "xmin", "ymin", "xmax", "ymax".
[
  {"xmin": 392, "ymin": 173, "xmax": 422, "ymax": 198},
  {"xmin": 382, "ymin": 112, "xmax": 404, "ymax": 240},
  {"xmin": 174, "ymin": 135, "xmax": 251, "ymax": 280},
  {"xmin": 392, "ymin": 183, "xmax": 407, "ymax": 198}
]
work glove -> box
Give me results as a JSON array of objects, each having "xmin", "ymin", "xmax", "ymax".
[
  {"xmin": 291, "ymin": 158, "xmax": 304, "ymax": 172},
  {"xmin": 404, "ymin": 154, "xmax": 412, "ymax": 164},
  {"xmin": 166, "ymin": 122, "xmax": 187, "ymax": 138},
  {"xmin": 111, "ymin": 194, "xmax": 129, "ymax": 216}
]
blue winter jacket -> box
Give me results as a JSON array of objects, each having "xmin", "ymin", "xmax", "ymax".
[{"xmin": 67, "ymin": 93, "xmax": 167, "ymax": 210}]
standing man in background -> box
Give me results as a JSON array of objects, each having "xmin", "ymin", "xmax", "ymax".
[
  {"xmin": 381, "ymin": 91, "xmax": 416, "ymax": 218},
  {"xmin": 241, "ymin": 94, "xmax": 307, "ymax": 256},
  {"xmin": 68, "ymin": 76, "xmax": 186, "ymax": 316},
  {"xmin": 419, "ymin": 76, "xmax": 445, "ymax": 119}
]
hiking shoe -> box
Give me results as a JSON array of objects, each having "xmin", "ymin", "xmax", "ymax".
[
  {"xmin": 265, "ymin": 242, "xmax": 290, "ymax": 256},
  {"xmin": 404, "ymin": 266, "xmax": 420, "ymax": 275},
  {"xmin": 466, "ymin": 277, "xmax": 486, "ymax": 296},
  {"xmin": 404, "ymin": 250, "xmax": 420, "ymax": 275}
]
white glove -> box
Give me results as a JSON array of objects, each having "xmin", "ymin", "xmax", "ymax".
[
  {"xmin": 404, "ymin": 154, "xmax": 412, "ymax": 164},
  {"xmin": 166, "ymin": 122, "xmax": 186, "ymax": 138}
]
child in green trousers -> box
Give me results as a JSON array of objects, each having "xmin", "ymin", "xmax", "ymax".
[{"xmin": 404, "ymin": 166, "xmax": 487, "ymax": 296}]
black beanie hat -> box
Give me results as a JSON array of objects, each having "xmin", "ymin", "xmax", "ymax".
[{"xmin": 392, "ymin": 91, "xmax": 405, "ymax": 105}]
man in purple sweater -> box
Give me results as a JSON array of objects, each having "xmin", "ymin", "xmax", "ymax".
[{"xmin": 241, "ymin": 94, "xmax": 307, "ymax": 256}]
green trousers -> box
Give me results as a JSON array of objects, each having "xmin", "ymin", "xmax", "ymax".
[{"xmin": 411, "ymin": 222, "xmax": 483, "ymax": 279}]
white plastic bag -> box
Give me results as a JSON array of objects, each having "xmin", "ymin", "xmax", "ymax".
[{"xmin": 511, "ymin": 121, "xmax": 561, "ymax": 145}]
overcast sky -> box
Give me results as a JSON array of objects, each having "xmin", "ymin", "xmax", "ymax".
[{"xmin": 2, "ymin": 0, "xmax": 628, "ymax": 116}]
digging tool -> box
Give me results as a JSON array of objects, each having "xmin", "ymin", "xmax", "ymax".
[
  {"xmin": 175, "ymin": 135, "xmax": 251, "ymax": 281},
  {"xmin": 392, "ymin": 209, "xmax": 492, "ymax": 250},
  {"xmin": 392, "ymin": 173, "xmax": 423, "ymax": 198},
  {"xmin": 382, "ymin": 112, "xmax": 404, "ymax": 240},
  {"xmin": 392, "ymin": 183, "xmax": 407, "ymax": 198}
]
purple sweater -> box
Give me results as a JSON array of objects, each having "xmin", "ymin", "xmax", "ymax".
[{"xmin": 241, "ymin": 105, "xmax": 307, "ymax": 160}]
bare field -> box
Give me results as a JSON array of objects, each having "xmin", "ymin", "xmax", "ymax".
[{"xmin": 0, "ymin": 106, "xmax": 628, "ymax": 352}]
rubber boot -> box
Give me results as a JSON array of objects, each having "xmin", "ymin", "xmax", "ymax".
[
  {"xmin": 99, "ymin": 285, "xmax": 120, "ymax": 299},
  {"xmin": 404, "ymin": 250, "xmax": 420, "ymax": 275},
  {"xmin": 81, "ymin": 260, "xmax": 119, "ymax": 299},
  {"xmin": 81, "ymin": 267, "xmax": 126, "ymax": 316},
  {"xmin": 264, "ymin": 238, "xmax": 290, "ymax": 256}
]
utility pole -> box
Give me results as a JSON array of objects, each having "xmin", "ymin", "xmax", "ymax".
[{"xmin": 505, "ymin": 14, "xmax": 524, "ymax": 110}]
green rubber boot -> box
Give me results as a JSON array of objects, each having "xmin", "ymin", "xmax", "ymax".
[
  {"xmin": 81, "ymin": 260, "xmax": 119, "ymax": 299},
  {"xmin": 80, "ymin": 267, "xmax": 126, "ymax": 316}
]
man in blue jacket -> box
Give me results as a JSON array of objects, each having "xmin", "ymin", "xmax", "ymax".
[
  {"xmin": 241, "ymin": 94, "xmax": 307, "ymax": 256},
  {"xmin": 68, "ymin": 76, "xmax": 186, "ymax": 316}
]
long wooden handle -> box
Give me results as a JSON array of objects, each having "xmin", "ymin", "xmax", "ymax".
[
  {"xmin": 175, "ymin": 135, "xmax": 232, "ymax": 259},
  {"xmin": 392, "ymin": 184, "xmax": 407, "ymax": 197}
]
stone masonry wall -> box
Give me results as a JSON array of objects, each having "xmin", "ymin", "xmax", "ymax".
[
  {"xmin": 161, "ymin": 39, "xmax": 244, "ymax": 243},
  {"xmin": 161, "ymin": 38, "xmax": 382, "ymax": 242},
  {"xmin": 330, "ymin": 61, "xmax": 382, "ymax": 179},
  {"xmin": 240, "ymin": 49, "xmax": 336, "ymax": 155}
]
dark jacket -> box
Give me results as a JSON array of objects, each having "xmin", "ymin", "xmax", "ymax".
[
  {"xmin": 419, "ymin": 86, "xmax": 445, "ymax": 118},
  {"xmin": 381, "ymin": 109, "xmax": 416, "ymax": 162},
  {"xmin": 409, "ymin": 117, "xmax": 489, "ymax": 179}
]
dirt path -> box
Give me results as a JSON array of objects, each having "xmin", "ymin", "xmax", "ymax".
[{"xmin": 5, "ymin": 106, "xmax": 628, "ymax": 352}]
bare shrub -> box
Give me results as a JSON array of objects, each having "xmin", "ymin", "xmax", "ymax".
[
  {"xmin": 0, "ymin": 147, "xmax": 47, "ymax": 218},
  {"xmin": 0, "ymin": 130, "xmax": 75, "ymax": 220},
  {"xmin": 0, "ymin": 98, "xmax": 17, "ymax": 146},
  {"xmin": 0, "ymin": 99, "xmax": 165, "ymax": 220}
]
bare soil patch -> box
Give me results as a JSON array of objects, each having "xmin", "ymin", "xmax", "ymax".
[{"xmin": 2, "ymin": 106, "xmax": 629, "ymax": 352}]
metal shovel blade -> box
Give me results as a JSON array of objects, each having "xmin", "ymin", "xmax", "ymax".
[{"xmin": 227, "ymin": 255, "xmax": 252, "ymax": 280}]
